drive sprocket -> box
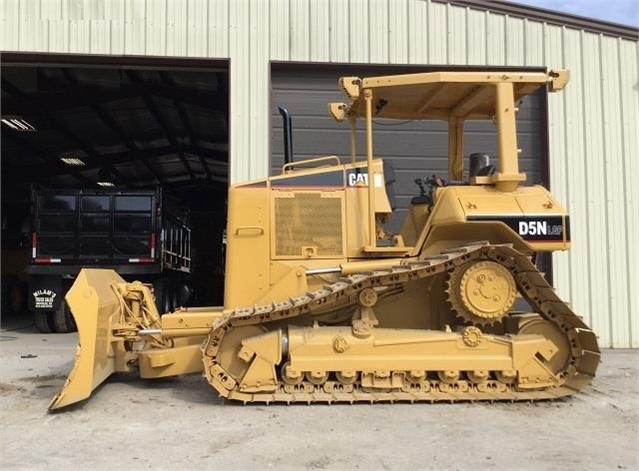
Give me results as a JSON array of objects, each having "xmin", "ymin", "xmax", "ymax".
[{"xmin": 447, "ymin": 260, "xmax": 517, "ymax": 326}]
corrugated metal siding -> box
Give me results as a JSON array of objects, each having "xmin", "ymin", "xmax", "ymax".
[
  {"xmin": 619, "ymin": 39, "xmax": 639, "ymax": 349},
  {"xmin": 0, "ymin": 0, "xmax": 637, "ymax": 347}
]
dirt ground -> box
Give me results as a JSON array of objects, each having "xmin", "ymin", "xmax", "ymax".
[{"xmin": 1, "ymin": 314, "xmax": 637, "ymax": 471}]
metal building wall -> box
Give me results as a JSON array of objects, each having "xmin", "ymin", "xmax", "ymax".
[{"xmin": 1, "ymin": 0, "xmax": 637, "ymax": 347}]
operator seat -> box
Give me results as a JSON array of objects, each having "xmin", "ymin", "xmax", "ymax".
[{"xmin": 468, "ymin": 153, "xmax": 495, "ymax": 178}]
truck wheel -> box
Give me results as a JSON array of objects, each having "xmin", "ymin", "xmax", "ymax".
[
  {"xmin": 1, "ymin": 280, "xmax": 13, "ymax": 316},
  {"xmin": 1, "ymin": 276, "xmax": 26, "ymax": 316},
  {"xmin": 178, "ymin": 283, "xmax": 192, "ymax": 307},
  {"xmin": 11, "ymin": 281, "xmax": 27, "ymax": 315},
  {"xmin": 53, "ymin": 300, "xmax": 77, "ymax": 333},
  {"xmin": 34, "ymin": 311, "xmax": 55, "ymax": 333},
  {"xmin": 152, "ymin": 280, "xmax": 170, "ymax": 315},
  {"xmin": 169, "ymin": 285, "xmax": 178, "ymax": 311}
]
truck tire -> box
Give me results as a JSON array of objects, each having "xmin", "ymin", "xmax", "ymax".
[
  {"xmin": 53, "ymin": 300, "xmax": 77, "ymax": 333},
  {"xmin": 34, "ymin": 311, "xmax": 55, "ymax": 333},
  {"xmin": 169, "ymin": 285, "xmax": 178, "ymax": 311},
  {"xmin": 1, "ymin": 280, "xmax": 13, "ymax": 315},
  {"xmin": 178, "ymin": 283, "xmax": 192, "ymax": 307},
  {"xmin": 152, "ymin": 279, "xmax": 169, "ymax": 315},
  {"xmin": 152, "ymin": 279, "xmax": 186, "ymax": 314},
  {"xmin": 1, "ymin": 276, "xmax": 26, "ymax": 316}
]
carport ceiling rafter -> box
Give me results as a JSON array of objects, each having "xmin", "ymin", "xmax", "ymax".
[
  {"xmin": 1, "ymin": 64, "xmax": 229, "ymax": 191},
  {"xmin": 159, "ymin": 70, "xmax": 212, "ymax": 180},
  {"xmin": 126, "ymin": 69, "xmax": 195, "ymax": 181},
  {"xmin": 3, "ymin": 131, "xmax": 95, "ymax": 186},
  {"xmin": 59, "ymin": 68, "xmax": 165, "ymax": 184},
  {"xmin": 7, "ymin": 144, "xmax": 228, "ymax": 184}
]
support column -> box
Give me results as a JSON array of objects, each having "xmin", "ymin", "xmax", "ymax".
[
  {"xmin": 493, "ymin": 82, "xmax": 525, "ymax": 192},
  {"xmin": 448, "ymin": 117, "xmax": 464, "ymax": 181},
  {"xmin": 364, "ymin": 89, "xmax": 376, "ymax": 248},
  {"xmin": 349, "ymin": 115, "xmax": 357, "ymax": 163}
]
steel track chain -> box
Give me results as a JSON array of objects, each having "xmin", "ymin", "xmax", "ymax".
[{"xmin": 202, "ymin": 242, "xmax": 600, "ymax": 403}]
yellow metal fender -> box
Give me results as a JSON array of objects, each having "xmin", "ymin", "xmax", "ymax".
[{"xmin": 48, "ymin": 269, "xmax": 130, "ymax": 411}]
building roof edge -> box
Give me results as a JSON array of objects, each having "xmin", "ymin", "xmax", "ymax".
[{"xmin": 437, "ymin": 0, "xmax": 638, "ymax": 41}]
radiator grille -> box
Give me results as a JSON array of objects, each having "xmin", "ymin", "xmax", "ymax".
[{"xmin": 274, "ymin": 192, "xmax": 343, "ymax": 257}]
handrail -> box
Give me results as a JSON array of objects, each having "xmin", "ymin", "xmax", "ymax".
[{"xmin": 281, "ymin": 155, "xmax": 341, "ymax": 174}]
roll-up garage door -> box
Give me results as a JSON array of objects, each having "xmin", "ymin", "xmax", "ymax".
[{"xmin": 271, "ymin": 64, "xmax": 545, "ymax": 233}]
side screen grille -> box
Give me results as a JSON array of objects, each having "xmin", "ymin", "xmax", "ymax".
[{"xmin": 274, "ymin": 192, "xmax": 343, "ymax": 257}]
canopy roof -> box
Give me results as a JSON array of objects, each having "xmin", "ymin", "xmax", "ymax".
[{"xmin": 334, "ymin": 70, "xmax": 566, "ymax": 121}]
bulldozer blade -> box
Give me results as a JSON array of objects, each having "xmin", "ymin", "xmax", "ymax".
[{"xmin": 48, "ymin": 269, "xmax": 128, "ymax": 411}]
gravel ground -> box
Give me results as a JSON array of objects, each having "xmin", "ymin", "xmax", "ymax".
[{"xmin": 1, "ymin": 315, "xmax": 637, "ymax": 471}]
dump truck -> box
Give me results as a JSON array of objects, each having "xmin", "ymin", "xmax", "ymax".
[
  {"xmin": 26, "ymin": 186, "xmax": 192, "ymax": 333},
  {"xmin": 49, "ymin": 70, "xmax": 599, "ymax": 411}
]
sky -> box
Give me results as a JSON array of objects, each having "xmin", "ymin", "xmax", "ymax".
[{"xmin": 513, "ymin": 0, "xmax": 639, "ymax": 27}]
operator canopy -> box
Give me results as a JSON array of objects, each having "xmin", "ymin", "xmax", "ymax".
[{"xmin": 329, "ymin": 70, "xmax": 568, "ymax": 121}]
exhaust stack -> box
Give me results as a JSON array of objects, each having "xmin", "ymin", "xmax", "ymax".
[{"xmin": 278, "ymin": 106, "xmax": 294, "ymax": 165}]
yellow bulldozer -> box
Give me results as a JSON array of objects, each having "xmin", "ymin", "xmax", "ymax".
[{"xmin": 50, "ymin": 70, "xmax": 599, "ymax": 410}]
